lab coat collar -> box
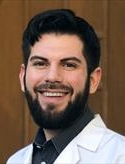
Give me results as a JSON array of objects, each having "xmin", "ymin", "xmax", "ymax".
[{"xmin": 76, "ymin": 114, "xmax": 107, "ymax": 151}]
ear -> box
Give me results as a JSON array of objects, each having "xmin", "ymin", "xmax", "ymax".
[
  {"xmin": 89, "ymin": 67, "xmax": 102, "ymax": 94},
  {"xmin": 19, "ymin": 64, "xmax": 25, "ymax": 92}
]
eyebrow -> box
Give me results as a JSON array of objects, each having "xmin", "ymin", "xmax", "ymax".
[
  {"xmin": 60, "ymin": 57, "xmax": 82, "ymax": 64},
  {"xmin": 29, "ymin": 56, "xmax": 48, "ymax": 62}
]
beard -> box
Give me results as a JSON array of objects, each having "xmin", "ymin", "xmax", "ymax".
[{"xmin": 24, "ymin": 77, "xmax": 90, "ymax": 129}]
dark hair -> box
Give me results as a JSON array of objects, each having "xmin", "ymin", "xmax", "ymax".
[{"xmin": 22, "ymin": 9, "xmax": 100, "ymax": 73}]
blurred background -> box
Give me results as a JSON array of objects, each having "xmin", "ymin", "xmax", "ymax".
[{"xmin": 0, "ymin": 0, "xmax": 125, "ymax": 163}]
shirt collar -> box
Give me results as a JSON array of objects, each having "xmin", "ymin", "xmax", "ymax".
[
  {"xmin": 33, "ymin": 105, "xmax": 94, "ymax": 154},
  {"xmin": 33, "ymin": 128, "xmax": 46, "ymax": 147}
]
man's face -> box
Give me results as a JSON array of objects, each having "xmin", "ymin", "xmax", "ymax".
[{"xmin": 20, "ymin": 33, "xmax": 91, "ymax": 129}]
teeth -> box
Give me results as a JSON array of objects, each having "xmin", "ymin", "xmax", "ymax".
[{"xmin": 43, "ymin": 92, "xmax": 64, "ymax": 97}]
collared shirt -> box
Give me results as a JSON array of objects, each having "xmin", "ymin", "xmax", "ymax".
[{"xmin": 32, "ymin": 105, "xmax": 94, "ymax": 164}]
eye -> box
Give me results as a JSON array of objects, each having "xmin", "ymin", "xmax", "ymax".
[
  {"xmin": 32, "ymin": 60, "xmax": 49, "ymax": 69},
  {"xmin": 62, "ymin": 61, "xmax": 78, "ymax": 70}
]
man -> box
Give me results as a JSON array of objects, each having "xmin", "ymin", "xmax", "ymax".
[{"xmin": 7, "ymin": 9, "xmax": 125, "ymax": 164}]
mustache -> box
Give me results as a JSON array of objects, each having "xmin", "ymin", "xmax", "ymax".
[{"xmin": 34, "ymin": 82, "xmax": 73, "ymax": 93}]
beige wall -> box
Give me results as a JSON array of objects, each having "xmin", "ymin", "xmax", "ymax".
[{"xmin": 0, "ymin": 0, "xmax": 125, "ymax": 163}]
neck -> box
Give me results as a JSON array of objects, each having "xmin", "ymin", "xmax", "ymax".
[{"xmin": 43, "ymin": 128, "xmax": 61, "ymax": 141}]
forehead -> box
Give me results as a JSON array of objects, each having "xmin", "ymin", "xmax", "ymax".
[{"xmin": 30, "ymin": 33, "xmax": 85, "ymax": 60}]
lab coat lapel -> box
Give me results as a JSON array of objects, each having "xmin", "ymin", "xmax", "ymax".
[
  {"xmin": 23, "ymin": 144, "xmax": 33, "ymax": 163},
  {"xmin": 54, "ymin": 141, "xmax": 80, "ymax": 164}
]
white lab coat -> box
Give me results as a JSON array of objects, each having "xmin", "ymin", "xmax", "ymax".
[{"xmin": 7, "ymin": 115, "xmax": 125, "ymax": 163}]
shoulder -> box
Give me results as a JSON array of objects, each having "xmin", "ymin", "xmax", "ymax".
[
  {"xmin": 90, "ymin": 114, "xmax": 125, "ymax": 148},
  {"xmin": 100, "ymin": 127, "xmax": 125, "ymax": 162},
  {"xmin": 105, "ymin": 127, "xmax": 125, "ymax": 150},
  {"xmin": 6, "ymin": 144, "xmax": 33, "ymax": 164}
]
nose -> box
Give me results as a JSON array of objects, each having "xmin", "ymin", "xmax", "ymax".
[{"xmin": 44, "ymin": 64, "xmax": 62, "ymax": 83}]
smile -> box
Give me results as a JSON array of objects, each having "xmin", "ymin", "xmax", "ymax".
[
  {"xmin": 43, "ymin": 92, "xmax": 65, "ymax": 97},
  {"xmin": 37, "ymin": 89, "xmax": 70, "ymax": 98}
]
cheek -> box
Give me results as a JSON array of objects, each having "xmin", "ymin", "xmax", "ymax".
[
  {"xmin": 66, "ymin": 72, "xmax": 87, "ymax": 93},
  {"xmin": 25, "ymin": 70, "xmax": 41, "ymax": 93}
]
